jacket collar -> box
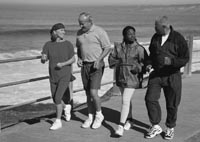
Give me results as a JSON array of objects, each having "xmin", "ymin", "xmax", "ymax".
[
  {"xmin": 121, "ymin": 41, "xmax": 138, "ymax": 54},
  {"xmin": 167, "ymin": 26, "xmax": 175, "ymax": 41},
  {"xmin": 121, "ymin": 41, "xmax": 138, "ymax": 48},
  {"xmin": 155, "ymin": 25, "xmax": 175, "ymax": 43}
]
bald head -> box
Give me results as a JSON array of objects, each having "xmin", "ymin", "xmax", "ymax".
[
  {"xmin": 79, "ymin": 12, "xmax": 93, "ymax": 22},
  {"xmin": 155, "ymin": 16, "xmax": 170, "ymax": 28},
  {"xmin": 155, "ymin": 16, "xmax": 171, "ymax": 35},
  {"xmin": 78, "ymin": 12, "xmax": 93, "ymax": 32}
]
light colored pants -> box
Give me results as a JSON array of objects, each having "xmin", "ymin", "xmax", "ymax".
[{"xmin": 119, "ymin": 87, "xmax": 135, "ymax": 124}]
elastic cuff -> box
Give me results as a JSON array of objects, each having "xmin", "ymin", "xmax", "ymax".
[
  {"xmin": 127, "ymin": 118, "xmax": 133, "ymax": 121},
  {"xmin": 119, "ymin": 122, "xmax": 125, "ymax": 127}
]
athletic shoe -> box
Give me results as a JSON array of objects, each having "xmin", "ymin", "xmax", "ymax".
[
  {"xmin": 50, "ymin": 119, "xmax": 62, "ymax": 130},
  {"xmin": 124, "ymin": 119, "xmax": 134, "ymax": 130},
  {"xmin": 145, "ymin": 125, "xmax": 162, "ymax": 139},
  {"xmin": 64, "ymin": 104, "xmax": 71, "ymax": 121},
  {"xmin": 164, "ymin": 127, "xmax": 174, "ymax": 140},
  {"xmin": 115, "ymin": 125, "xmax": 124, "ymax": 137},
  {"xmin": 92, "ymin": 113, "xmax": 104, "ymax": 129},
  {"xmin": 81, "ymin": 118, "xmax": 93, "ymax": 128}
]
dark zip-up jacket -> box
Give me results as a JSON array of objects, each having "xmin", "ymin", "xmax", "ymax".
[{"xmin": 148, "ymin": 26, "xmax": 189, "ymax": 76}]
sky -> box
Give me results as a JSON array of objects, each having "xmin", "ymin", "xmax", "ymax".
[{"xmin": 0, "ymin": 0, "xmax": 200, "ymax": 6}]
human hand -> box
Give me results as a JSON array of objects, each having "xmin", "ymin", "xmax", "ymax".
[
  {"xmin": 56, "ymin": 63, "xmax": 63, "ymax": 69},
  {"xmin": 41, "ymin": 54, "xmax": 47, "ymax": 64},
  {"xmin": 77, "ymin": 58, "xmax": 83, "ymax": 67},
  {"xmin": 94, "ymin": 59, "xmax": 100, "ymax": 69},
  {"xmin": 146, "ymin": 65, "xmax": 153, "ymax": 73},
  {"xmin": 164, "ymin": 57, "xmax": 172, "ymax": 65},
  {"xmin": 41, "ymin": 59, "xmax": 46, "ymax": 64}
]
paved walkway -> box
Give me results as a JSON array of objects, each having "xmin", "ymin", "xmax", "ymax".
[{"xmin": 1, "ymin": 73, "xmax": 200, "ymax": 142}]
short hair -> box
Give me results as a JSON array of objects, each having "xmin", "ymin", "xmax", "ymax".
[
  {"xmin": 122, "ymin": 26, "xmax": 136, "ymax": 37},
  {"xmin": 79, "ymin": 12, "xmax": 93, "ymax": 22},
  {"xmin": 50, "ymin": 23, "xmax": 65, "ymax": 42},
  {"xmin": 155, "ymin": 16, "xmax": 170, "ymax": 28},
  {"xmin": 50, "ymin": 23, "xmax": 65, "ymax": 34}
]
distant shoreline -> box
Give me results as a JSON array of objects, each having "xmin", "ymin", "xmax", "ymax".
[{"xmin": 0, "ymin": 3, "xmax": 200, "ymax": 7}]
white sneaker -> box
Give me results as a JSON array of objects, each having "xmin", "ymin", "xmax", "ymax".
[
  {"xmin": 92, "ymin": 113, "xmax": 104, "ymax": 129},
  {"xmin": 81, "ymin": 118, "xmax": 93, "ymax": 128},
  {"xmin": 145, "ymin": 125, "xmax": 162, "ymax": 139},
  {"xmin": 50, "ymin": 119, "xmax": 62, "ymax": 130},
  {"xmin": 164, "ymin": 127, "xmax": 174, "ymax": 140},
  {"xmin": 115, "ymin": 125, "xmax": 124, "ymax": 137},
  {"xmin": 64, "ymin": 104, "xmax": 71, "ymax": 121},
  {"xmin": 124, "ymin": 120, "xmax": 133, "ymax": 130}
]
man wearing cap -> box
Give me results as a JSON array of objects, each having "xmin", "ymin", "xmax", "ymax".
[
  {"xmin": 144, "ymin": 16, "xmax": 189, "ymax": 140},
  {"xmin": 76, "ymin": 12, "xmax": 112, "ymax": 129}
]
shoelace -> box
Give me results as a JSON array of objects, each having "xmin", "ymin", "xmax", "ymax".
[
  {"xmin": 166, "ymin": 129, "xmax": 174, "ymax": 136},
  {"xmin": 85, "ymin": 119, "xmax": 92, "ymax": 123},
  {"xmin": 148, "ymin": 127, "xmax": 158, "ymax": 135},
  {"xmin": 95, "ymin": 115, "xmax": 103, "ymax": 121},
  {"xmin": 94, "ymin": 117, "xmax": 100, "ymax": 123},
  {"xmin": 116, "ymin": 125, "xmax": 124, "ymax": 132}
]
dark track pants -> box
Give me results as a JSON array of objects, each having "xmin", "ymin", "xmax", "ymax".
[{"xmin": 145, "ymin": 71, "xmax": 182, "ymax": 128}]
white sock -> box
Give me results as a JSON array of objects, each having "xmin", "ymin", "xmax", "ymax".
[
  {"xmin": 88, "ymin": 113, "xmax": 93, "ymax": 120},
  {"xmin": 55, "ymin": 119, "xmax": 61, "ymax": 122},
  {"xmin": 65, "ymin": 104, "xmax": 71, "ymax": 109},
  {"xmin": 96, "ymin": 110, "xmax": 102, "ymax": 116},
  {"xmin": 154, "ymin": 124, "xmax": 161, "ymax": 129}
]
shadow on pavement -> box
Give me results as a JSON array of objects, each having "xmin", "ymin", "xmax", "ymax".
[
  {"xmin": 1, "ymin": 86, "xmax": 150, "ymax": 138},
  {"xmin": 76, "ymin": 106, "xmax": 150, "ymax": 138}
]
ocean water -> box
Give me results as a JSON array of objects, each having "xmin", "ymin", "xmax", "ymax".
[
  {"xmin": 1, "ymin": 4, "xmax": 200, "ymax": 53},
  {"xmin": 0, "ymin": 4, "xmax": 200, "ymax": 105}
]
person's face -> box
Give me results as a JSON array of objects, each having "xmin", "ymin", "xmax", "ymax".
[
  {"xmin": 125, "ymin": 29, "xmax": 136, "ymax": 43},
  {"xmin": 78, "ymin": 16, "xmax": 92, "ymax": 32},
  {"xmin": 54, "ymin": 28, "xmax": 65, "ymax": 40},
  {"xmin": 155, "ymin": 21, "xmax": 165, "ymax": 35}
]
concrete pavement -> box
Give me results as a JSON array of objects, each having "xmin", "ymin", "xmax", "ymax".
[{"xmin": 1, "ymin": 73, "xmax": 200, "ymax": 142}]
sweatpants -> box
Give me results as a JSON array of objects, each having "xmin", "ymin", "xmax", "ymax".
[{"xmin": 145, "ymin": 71, "xmax": 182, "ymax": 128}]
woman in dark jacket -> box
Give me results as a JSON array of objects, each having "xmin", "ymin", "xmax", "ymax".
[{"xmin": 108, "ymin": 26, "xmax": 148, "ymax": 136}]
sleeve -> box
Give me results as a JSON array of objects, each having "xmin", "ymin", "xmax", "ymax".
[
  {"xmin": 98, "ymin": 28, "xmax": 111, "ymax": 49},
  {"xmin": 145, "ymin": 36, "xmax": 155, "ymax": 67},
  {"xmin": 171, "ymin": 34, "xmax": 189, "ymax": 68},
  {"xmin": 138, "ymin": 45, "xmax": 149, "ymax": 73},
  {"xmin": 108, "ymin": 43, "xmax": 120, "ymax": 68},
  {"xmin": 76, "ymin": 38, "xmax": 82, "ymax": 59},
  {"xmin": 41, "ymin": 42, "xmax": 49, "ymax": 59}
]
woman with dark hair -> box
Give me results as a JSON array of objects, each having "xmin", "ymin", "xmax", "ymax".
[
  {"xmin": 108, "ymin": 26, "xmax": 148, "ymax": 136},
  {"xmin": 41, "ymin": 23, "xmax": 75, "ymax": 130}
]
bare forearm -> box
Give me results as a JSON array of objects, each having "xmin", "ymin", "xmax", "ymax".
[
  {"xmin": 98, "ymin": 48, "xmax": 112, "ymax": 61},
  {"xmin": 60, "ymin": 56, "xmax": 76, "ymax": 67}
]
